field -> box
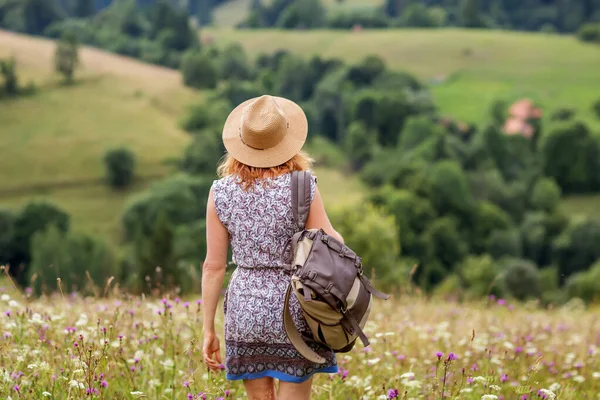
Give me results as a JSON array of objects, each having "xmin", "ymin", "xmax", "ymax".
[
  {"xmin": 1, "ymin": 280, "xmax": 599, "ymax": 399},
  {"xmin": 204, "ymin": 28, "xmax": 600, "ymax": 128},
  {"xmin": 0, "ymin": 30, "xmax": 363, "ymax": 240}
]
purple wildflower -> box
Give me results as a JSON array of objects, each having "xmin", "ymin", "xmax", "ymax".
[
  {"xmin": 387, "ymin": 388, "xmax": 399, "ymax": 399},
  {"xmin": 501, "ymin": 373, "xmax": 508, "ymax": 382},
  {"xmin": 436, "ymin": 351, "xmax": 443, "ymax": 359},
  {"xmin": 101, "ymin": 380, "xmax": 108, "ymax": 388},
  {"xmin": 184, "ymin": 381, "xmax": 190, "ymax": 388},
  {"xmin": 187, "ymin": 394, "xmax": 194, "ymax": 400},
  {"xmin": 447, "ymin": 353, "xmax": 457, "ymax": 361}
]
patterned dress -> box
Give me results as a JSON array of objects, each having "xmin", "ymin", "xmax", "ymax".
[{"xmin": 212, "ymin": 172, "xmax": 338, "ymax": 383}]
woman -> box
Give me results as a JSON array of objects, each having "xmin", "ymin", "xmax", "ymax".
[{"xmin": 201, "ymin": 95, "xmax": 343, "ymax": 400}]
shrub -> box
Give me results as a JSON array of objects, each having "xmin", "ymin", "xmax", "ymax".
[
  {"xmin": 28, "ymin": 225, "xmax": 116, "ymax": 295},
  {"xmin": 458, "ymin": 254, "xmax": 503, "ymax": 297},
  {"xmin": 0, "ymin": 208, "xmax": 16, "ymax": 266},
  {"xmin": 54, "ymin": 31, "xmax": 79, "ymax": 83},
  {"xmin": 549, "ymin": 107, "xmax": 575, "ymax": 121},
  {"xmin": 0, "ymin": 57, "xmax": 18, "ymax": 97},
  {"xmin": 520, "ymin": 212, "xmax": 553, "ymax": 266},
  {"xmin": 488, "ymin": 229, "xmax": 521, "ymax": 260},
  {"xmin": 326, "ymin": 10, "xmax": 389, "ymax": 29},
  {"xmin": 329, "ymin": 203, "xmax": 401, "ymax": 286},
  {"xmin": 121, "ymin": 173, "xmax": 212, "ymax": 241},
  {"xmin": 552, "ymin": 217, "xmax": 600, "ymax": 284},
  {"xmin": 541, "ymin": 120, "xmax": 600, "ymax": 193},
  {"xmin": 181, "ymin": 49, "xmax": 218, "ymax": 89},
  {"xmin": 9, "ymin": 201, "xmax": 70, "ymax": 284},
  {"xmin": 577, "ymin": 23, "xmax": 600, "ymax": 43},
  {"xmin": 529, "ymin": 177, "xmax": 561, "ymax": 212},
  {"xmin": 179, "ymin": 99, "xmax": 230, "ymax": 133},
  {"xmin": 219, "ymin": 44, "xmax": 254, "ymax": 81},
  {"xmin": 217, "ymin": 80, "xmax": 265, "ymax": 107},
  {"xmin": 501, "ymin": 258, "xmax": 541, "ymax": 301},
  {"xmin": 423, "ymin": 217, "xmax": 468, "ymax": 270},
  {"xmin": 565, "ymin": 261, "xmax": 600, "ymax": 303},
  {"xmin": 428, "ymin": 160, "xmax": 474, "ymax": 216},
  {"xmin": 103, "ymin": 147, "xmax": 136, "ymax": 189},
  {"xmin": 344, "ymin": 121, "xmax": 379, "ymax": 171},
  {"xmin": 469, "ymin": 201, "xmax": 512, "ymax": 254},
  {"xmin": 180, "ymin": 130, "xmax": 223, "ymax": 175}
]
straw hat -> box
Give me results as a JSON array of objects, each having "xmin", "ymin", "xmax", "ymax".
[{"xmin": 222, "ymin": 95, "xmax": 308, "ymax": 168}]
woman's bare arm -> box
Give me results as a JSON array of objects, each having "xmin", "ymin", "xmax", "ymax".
[
  {"xmin": 202, "ymin": 187, "xmax": 229, "ymax": 335},
  {"xmin": 305, "ymin": 186, "xmax": 344, "ymax": 243}
]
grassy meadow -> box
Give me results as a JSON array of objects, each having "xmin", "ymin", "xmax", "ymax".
[
  {"xmin": 1, "ymin": 280, "xmax": 600, "ymax": 399},
  {"xmin": 204, "ymin": 28, "xmax": 600, "ymax": 128}
]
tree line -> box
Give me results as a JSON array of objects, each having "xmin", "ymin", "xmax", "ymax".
[{"xmin": 241, "ymin": 0, "xmax": 600, "ymax": 34}]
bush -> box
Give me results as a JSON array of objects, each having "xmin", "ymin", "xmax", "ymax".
[
  {"xmin": 501, "ymin": 258, "xmax": 541, "ymax": 301},
  {"xmin": 529, "ymin": 177, "xmax": 561, "ymax": 212},
  {"xmin": 179, "ymin": 99, "xmax": 230, "ymax": 133},
  {"xmin": 458, "ymin": 254, "xmax": 502, "ymax": 297},
  {"xmin": 180, "ymin": 130, "xmax": 223, "ymax": 175},
  {"xmin": 565, "ymin": 261, "xmax": 600, "ymax": 303},
  {"xmin": 0, "ymin": 209, "xmax": 16, "ymax": 266},
  {"xmin": 541, "ymin": 120, "xmax": 600, "ymax": 193},
  {"xmin": 219, "ymin": 44, "xmax": 254, "ymax": 81},
  {"xmin": 54, "ymin": 32, "xmax": 79, "ymax": 83},
  {"xmin": 469, "ymin": 201, "xmax": 512, "ymax": 254},
  {"xmin": 552, "ymin": 217, "xmax": 600, "ymax": 284},
  {"xmin": 28, "ymin": 226, "xmax": 116, "ymax": 295},
  {"xmin": 329, "ymin": 203, "xmax": 401, "ymax": 286},
  {"xmin": 577, "ymin": 23, "xmax": 600, "ymax": 43},
  {"xmin": 121, "ymin": 173, "xmax": 212, "ymax": 242},
  {"xmin": 326, "ymin": 10, "xmax": 389, "ymax": 29},
  {"xmin": 103, "ymin": 147, "xmax": 136, "ymax": 189},
  {"xmin": 9, "ymin": 201, "xmax": 70, "ymax": 284},
  {"xmin": 0, "ymin": 57, "xmax": 18, "ymax": 97},
  {"xmin": 488, "ymin": 229, "xmax": 521, "ymax": 260},
  {"xmin": 344, "ymin": 121, "xmax": 379, "ymax": 171},
  {"xmin": 428, "ymin": 160, "xmax": 474, "ymax": 216},
  {"xmin": 550, "ymin": 107, "xmax": 575, "ymax": 121},
  {"xmin": 217, "ymin": 80, "xmax": 265, "ymax": 107},
  {"xmin": 520, "ymin": 212, "xmax": 553, "ymax": 266},
  {"xmin": 181, "ymin": 49, "xmax": 218, "ymax": 89},
  {"xmin": 423, "ymin": 217, "xmax": 468, "ymax": 270}
]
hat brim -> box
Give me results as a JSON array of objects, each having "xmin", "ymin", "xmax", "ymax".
[{"xmin": 222, "ymin": 96, "xmax": 308, "ymax": 168}]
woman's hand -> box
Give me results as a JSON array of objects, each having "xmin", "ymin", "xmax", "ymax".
[{"xmin": 203, "ymin": 331, "xmax": 222, "ymax": 372}]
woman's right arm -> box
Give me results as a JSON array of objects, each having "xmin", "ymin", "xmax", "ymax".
[{"xmin": 305, "ymin": 186, "xmax": 344, "ymax": 243}]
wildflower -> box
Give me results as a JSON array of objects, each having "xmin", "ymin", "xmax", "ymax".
[
  {"xmin": 538, "ymin": 389, "xmax": 556, "ymax": 399},
  {"xmin": 400, "ymin": 372, "xmax": 415, "ymax": 380},
  {"xmin": 5, "ymin": 311, "xmax": 10, "ymax": 317},
  {"xmin": 13, "ymin": 385, "xmax": 19, "ymax": 393},
  {"xmin": 592, "ymin": 372, "xmax": 600, "ymax": 379},
  {"xmin": 548, "ymin": 382, "xmax": 560, "ymax": 391},
  {"xmin": 1, "ymin": 294, "xmax": 10, "ymax": 301},
  {"xmin": 42, "ymin": 392, "xmax": 52, "ymax": 397},
  {"xmin": 101, "ymin": 380, "xmax": 108, "ymax": 388},
  {"xmin": 436, "ymin": 351, "xmax": 443, "ymax": 359},
  {"xmin": 184, "ymin": 381, "xmax": 190, "ymax": 387},
  {"xmin": 573, "ymin": 375, "xmax": 585, "ymax": 383},
  {"xmin": 367, "ymin": 357, "xmax": 380, "ymax": 366},
  {"xmin": 187, "ymin": 394, "xmax": 193, "ymax": 400},
  {"xmin": 184, "ymin": 302, "xmax": 190, "ymax": 308},
  {"xmin": 481, "ymin": 395, "xmax": 498, "ymax": 400},
  {"xmin": 225, "ymin": 390, "xmax": 230, "ymax": 397},
  {"xmin": 130, "ymin": 391, "xmax": 144, "ymax": 398},
  {"xmin": 387, "ymin": 389, "xmax": 399, "ymax": 399},
  {"xmin": 501, "ymin": 374, "xmax": 508, "ymax": 382},
  {"xmin": 447, "ymin": 353, "xmax": 457, "ymax": 361}
]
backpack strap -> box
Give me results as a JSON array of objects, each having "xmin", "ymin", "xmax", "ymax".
[
  {"xmin": 283, "ymin": 284, "xmax": 327, "ymax": 364},
  {"xmin": 291, "ymin": 171, "xmax": 312, "ymax": 232}
]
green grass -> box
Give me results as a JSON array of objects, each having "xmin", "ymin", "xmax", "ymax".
[
  {"xmin": 204, "ymin": 28, "xmax": 600, "ymax": 128},
  {"xmin": 561, "ymin": 194, "xmax": 600, "ymax": 220}
]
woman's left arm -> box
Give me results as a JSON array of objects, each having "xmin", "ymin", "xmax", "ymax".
[{"xmin": 202, "ymin": 187, "xmax": 229, "ymax": 371}]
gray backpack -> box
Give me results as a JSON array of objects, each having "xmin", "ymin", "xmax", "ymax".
[{"xmin": 283, "ymin": 171, "xmax": 390, "ymax": 364}]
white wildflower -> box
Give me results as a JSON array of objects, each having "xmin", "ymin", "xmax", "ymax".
[
  {"xmin": 29, "ymin": 313, "xmax": 44, "ymax": 325},
  {"xmin": 384, "ymin": 332, "xmax": 395, "ymax": 336},
  {"xmin": 1, "ymin": 294, "xmax": 10, "ymax": 301},
  {"xmin": 377, "ymin": 396, "xmax": 387, "ymax": 400},
  {"xmin": 134, "ymin": 350, "xmax": 144, "ymax": 359},
  {"xmin": 473, "ymin": 376, "xmax": 488, "ymax": 384},
  {"xmin": 164, "ymin": 388, "xmax": 172, "ymax": 394},
  {"xmin": 592, "ymin": 372, "xmax": 600, "ymax": 379},
  {"xmin": 75, "ymin": 314, "xmax": 88, "ymax": 327},
  {"xmin": 404, "ymin": 380, "xmax": 421, "ymax": 389},
  {"xmin": 155, "ymin": 347, "xmax": 164, "ymax": 356},
  {"xmin": 460, "ymin": 388, "xmax": 473, "ymax": 393},
  {"xmin": 538, "ymin": 389, "xmax": 556, "ymax": 399},
  {"xmin": 489, "ymin": 385, "xmax": 501, "ymax": 391},
  {"xmin": 130, "ymin": 391, "xmax": 145, "ymax": 398},
  {"xmin": 42, "ymin": 392, "xmax": 52, "ymax": 397},
  {"xmin": 161, "ymin": 359, "xmax": 175, "ymax": 369},
  {"xmin": 27, "ymin": 363, "xmax": 37, "ymax": 370},
  {"xmin": 573, "ymin": 375, "xmax": 585, "ymax": 383},
  {"xmin": 481, "ymin": 395, "xmax": 498, "ymax": 400},
  {"xmin": 503, "ymin": 341, "xmax": 514, "ymax": 350},
  {"xmin": 549, "ymin": 382, "xmax": 561, "ymax": 391},
  {"xmin": 400, "ymin": 372, "xmax": 415, "ymax": 380},
  {"xmin": 69, "ymin": 380, "xmax": 84, "ymax": 389},
  {"xmin": 39, "ymin": 362, "xmax": 51, "ymax": 371},
  {"xmin": 8, "ymin": 300, "xmax": 19, "ymax": 308},
  {"xmin": 367, "ymin": 357, "xmax": 380, "ymax": 365},
  {"xmin": 72, "ymin": 369, "xmax": 83, "ymax": 375},
  {"xmin": 148, "ymin": 379, "xmax": 161, "ymax": 387}
]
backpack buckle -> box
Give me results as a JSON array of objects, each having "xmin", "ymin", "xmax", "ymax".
[{"xmin": 325, "ymin": 282, "xmax": 334, "ymax": 293}]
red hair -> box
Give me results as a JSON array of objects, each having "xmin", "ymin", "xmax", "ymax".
[{"xmin": 217, "ymin": 151, "xmax": 314, "ymax": 190}]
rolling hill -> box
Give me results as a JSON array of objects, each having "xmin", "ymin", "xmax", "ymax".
[
  {"xmin": 0, "ymin": 30, "xmax": 362, "ymax": 241},
  {"xmin": 203, "ymin": 28, "xmax": 600, "ymax": 128}
]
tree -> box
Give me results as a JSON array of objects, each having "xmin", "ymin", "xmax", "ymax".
[
  {"xmin": 344, "ymin": 121, "xmax": 378, "ymax": 171},
  {"xmin": 8, "ymin": 201, "xmax": 70, "ymax": 284},
  {"xmin": 0, "ymin": 57, "xmax": 18, "ymax": 97},
  {"xmin": 103, "ymin": 147, "xmax": 136, "ymax": 189},
  {"xmin": 54, "ymin": 31, "xmax": 79, "ymax": 83},
  {"xmin": 0, "ymin": 209, "xmax": 16, "ymax": 267},
  {"xmin": 181, "ymin": 50, "xmax": 218, "ymax": 89},
  {"xmin": 460, "ymin": 0, "xmax": 481, "ymax": 28},
  {"xmin": 501, "ymin": 258, "xmax": 541, "ymax": 300},
  {"xmin": 190, "ymin": 0, "xmax": 213, "ymax": 27},
  {"xmin": 593, "ymin": 98, "xmax": 600, "ymax": 119},
  {"xmin": 529, "ymin": 177, "xmax": 561, "ymax": 212},
  {"xmin": 72, "ymin": 0, "xmax": 94, "ymax": 17}
]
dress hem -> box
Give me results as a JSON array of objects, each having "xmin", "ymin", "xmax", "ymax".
[{"xmin": 226, "ymin": 365, "xmax": 338, "ymax": 383}]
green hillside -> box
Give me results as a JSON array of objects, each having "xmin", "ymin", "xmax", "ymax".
[
  {"xmin": 204, "ymin": 28, "xmax": 600, "ymax": 127},
  {"xmin": 0, "ymin": 30, "xmax": 363, "ymax": 240}
]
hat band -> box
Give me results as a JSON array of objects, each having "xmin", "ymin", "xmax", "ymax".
[{"xmin": 239, "ymin": 129, "xmax": 264, "ymax": 151}]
